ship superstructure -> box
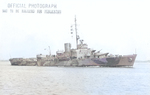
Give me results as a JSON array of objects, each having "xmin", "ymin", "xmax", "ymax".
[{"xmin": 36, "ymin": 16, "xmax": 137, "ymax": 67}]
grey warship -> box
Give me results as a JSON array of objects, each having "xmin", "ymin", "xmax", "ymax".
[
  {"xmin": 36, "ymin": 16, "xmax": 137, "ymax": 67},
  {"xmin": 9, "ymin": 16, "xmax": 137, "ymax": 67}
]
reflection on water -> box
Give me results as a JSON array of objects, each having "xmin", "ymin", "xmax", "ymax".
[{"xmin": 0, "ymin": 61, "xmax": 150, "ymax": 95}]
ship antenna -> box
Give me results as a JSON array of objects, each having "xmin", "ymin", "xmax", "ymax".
[{"xmin": 75, "ymin": 15, "xmax": 78, "ymax": 49}]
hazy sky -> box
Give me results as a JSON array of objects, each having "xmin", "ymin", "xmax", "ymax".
[{"xmin": 0, "ymin": 0, "xmax": 150, "ymax": 60}]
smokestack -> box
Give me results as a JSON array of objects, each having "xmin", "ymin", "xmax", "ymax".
[{"xmin": 64, "ymin": 43, "xmax": 71, "ymax": 53}]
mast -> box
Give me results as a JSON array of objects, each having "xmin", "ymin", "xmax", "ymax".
[
  {"xmin": 71, "ymin": 15, "xmax": 79, "ymax": 49},
  {"xmin": 75, "ymin": 15, "xmax": 78, "ymax": 49}
]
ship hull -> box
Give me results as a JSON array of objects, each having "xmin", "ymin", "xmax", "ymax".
[{"xmin": 9, "ymin": 54, "xmax": 137, "ymax": 67}]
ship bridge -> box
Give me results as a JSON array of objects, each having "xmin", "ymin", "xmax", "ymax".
[{"xmin": 71, "ymin": 40, "xmax": 92, "ymax": 59}]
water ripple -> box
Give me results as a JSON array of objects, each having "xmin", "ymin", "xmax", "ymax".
[{"xmin": 0, "ymin": 61, "xmax": 150, "ymax": 95}]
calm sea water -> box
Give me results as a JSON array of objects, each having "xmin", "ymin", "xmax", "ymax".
[{"xmin": 0, "ymin": 61, "xmax": 150, "ymax": 95}]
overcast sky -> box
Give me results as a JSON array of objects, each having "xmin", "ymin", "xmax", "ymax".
[{"xmin": 0, "ymin": 0, "xmax": 150, "ymax": 60}]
